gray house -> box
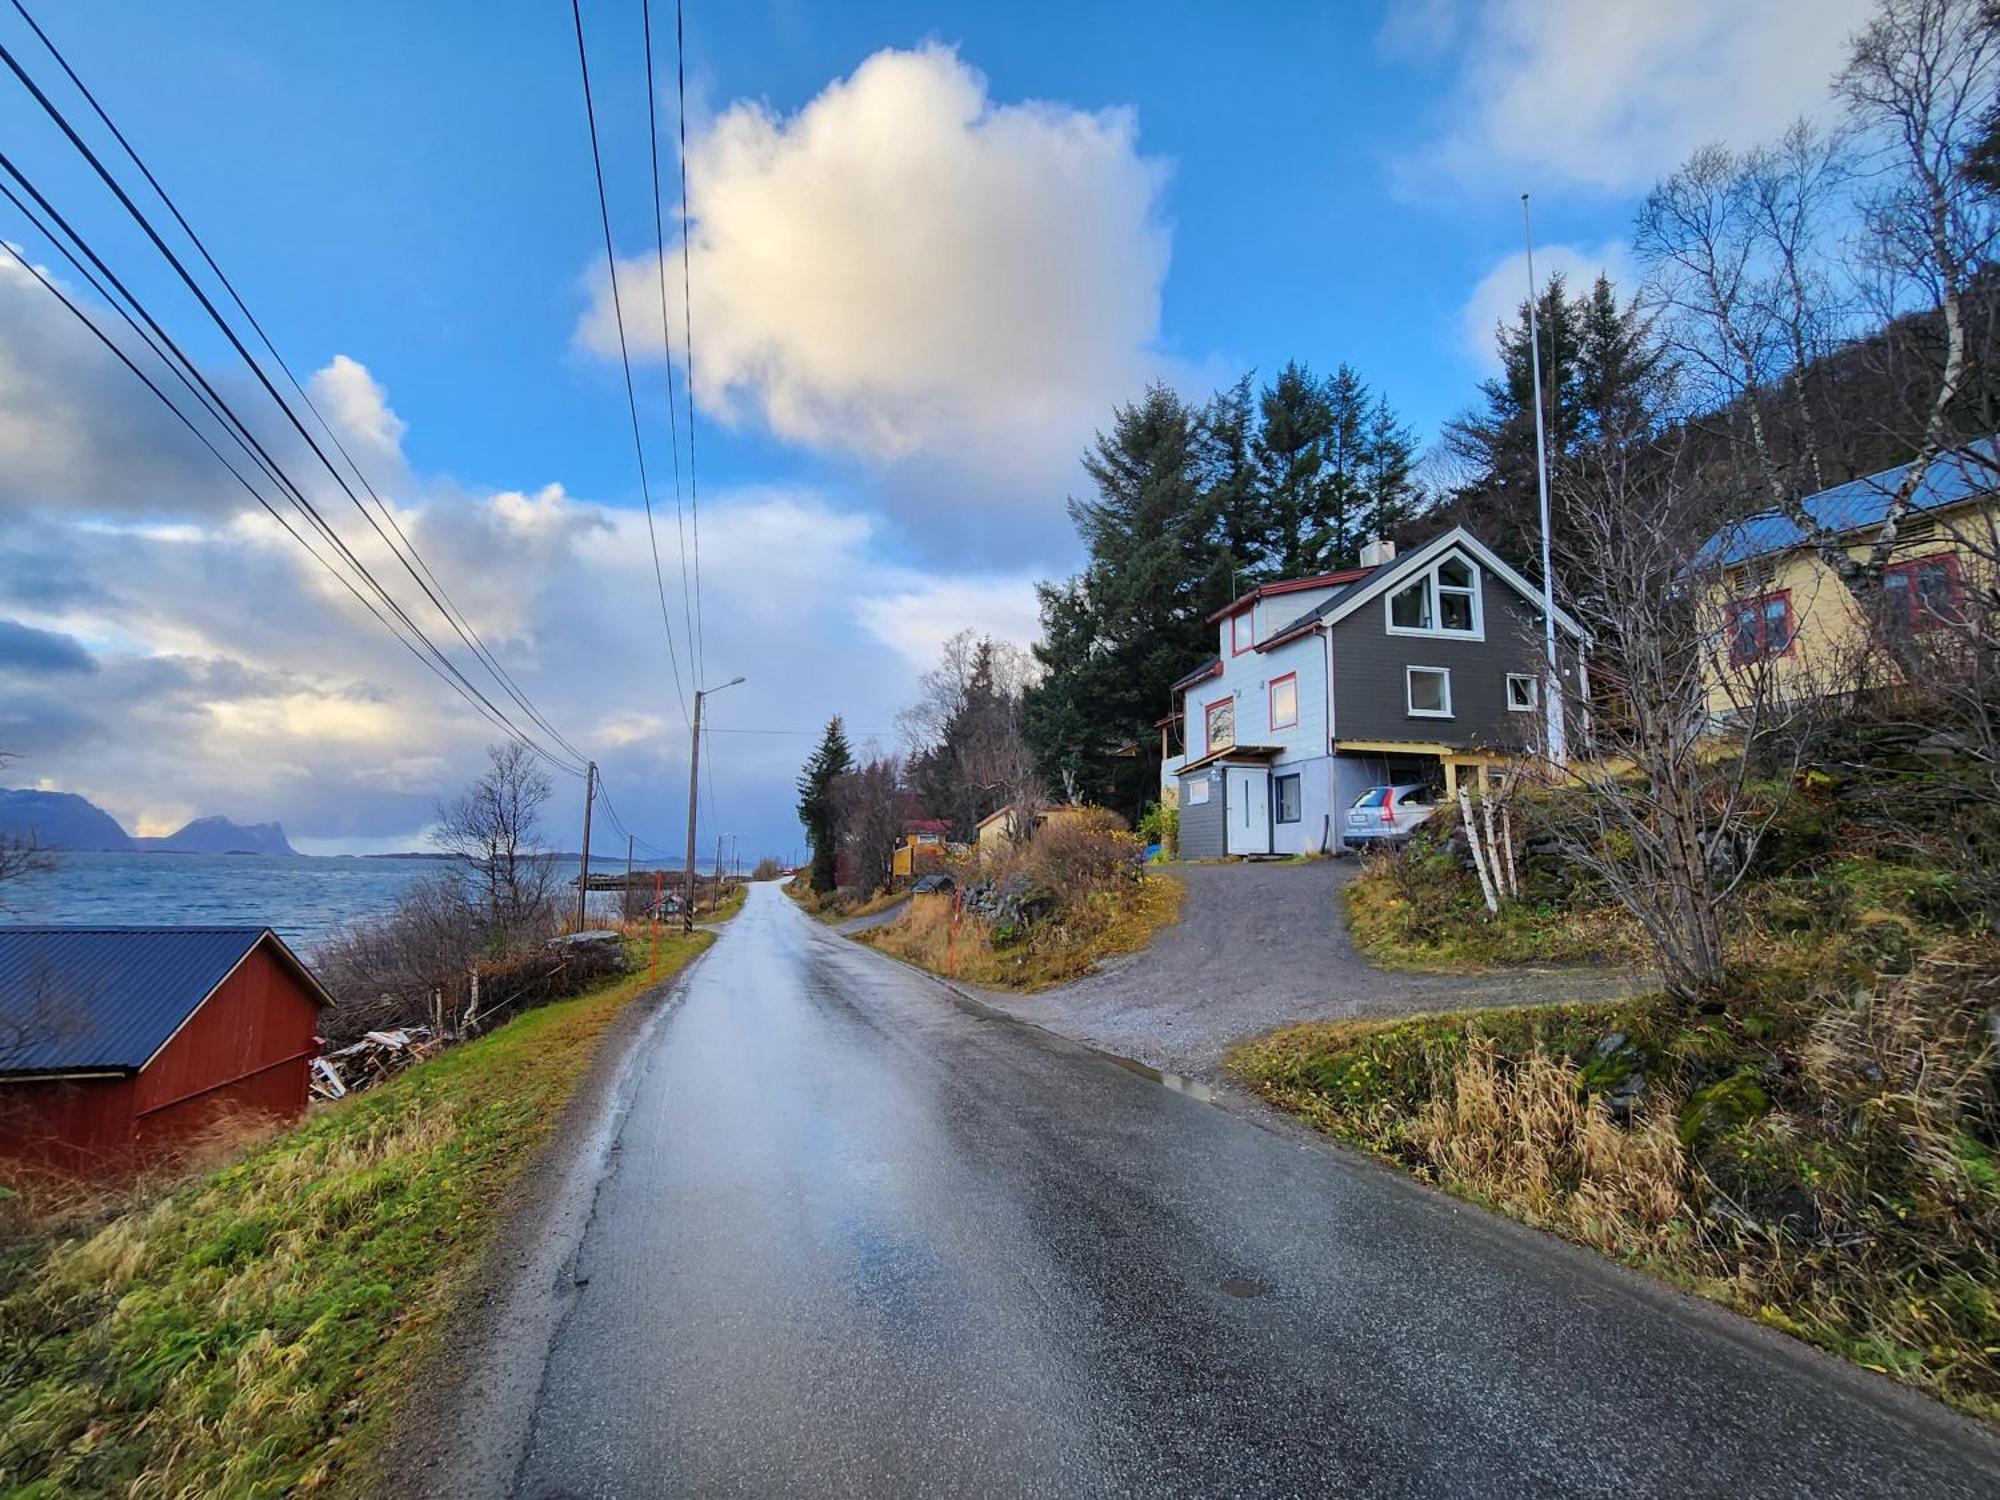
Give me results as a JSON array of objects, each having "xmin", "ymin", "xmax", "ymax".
[{"xmin": 1161, "ymin": 527, "xmax": 1586, "ymax": 857}]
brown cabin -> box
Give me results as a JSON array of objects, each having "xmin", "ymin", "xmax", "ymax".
[{"xmin": 0, "ymin": 926, "xmax": 330, "ymax": 1174}]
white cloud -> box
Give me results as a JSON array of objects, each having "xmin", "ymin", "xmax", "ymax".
[
  {"xmin": 1402, "ymin": 0, "xmax": 1875, "ymax": 193},
  {"xmin": 308, "ymin": 354, "xmax": 409, "ymax": 476},
  {"xmin": 1460, "ymin": 239, "xmax": 1633, "ymax": 370},
  {"xmin": 575, "ymin": 43, "xmax": 1174, "ymax": 509},
  {"xmin": 0, "ymin": 338, "xmax": 1043, "ymax": 857},
  {"xmin": 854, "ymin": 574, "xmax": 1043, "ymax": 674}
]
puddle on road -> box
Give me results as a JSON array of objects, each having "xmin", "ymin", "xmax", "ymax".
[
  {"xmin": 1219, "ymin": 1277, "xmax": 1270, "ymax": 1299},
  {"xmin": 1098, "ymin": 1050, "xmax": 1220, "ymax": 1104}
]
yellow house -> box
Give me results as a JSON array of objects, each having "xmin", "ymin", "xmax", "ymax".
[
  {"xmin": 1703, "ymin": 443, "xmax": 1995, "ymax": 714},
  {"xmin": 889, "ymin": 820, "xmax": 953, "ymax": 879},
  {"xmin": 974, "ymin": 803, "xmax": 1095, "ymax": 860}
]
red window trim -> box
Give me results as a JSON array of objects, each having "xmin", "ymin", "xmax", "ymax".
[
  {"xmin": 1268, "ymin": 672, "xmax": 1299, "ymax": 730},
  {"xmin": 1883, "ymin": 551, "xmax": 1964, "ymax": 632},
  {"xmin": 1204, "ymin": 694, "xmax": 1235, "ymax": 753},
  {"xmin": 1727, "ymin": 589, "xmax": 1794, "ymax": 666},
  {"xmin": 1230, "ymin": 607, "xmax": 1254, "ymax": 655}
]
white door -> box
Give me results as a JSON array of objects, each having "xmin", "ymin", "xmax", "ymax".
[{"xmin": 1224, "ymin": 767, "xmax": 1271, "ymax": 855}]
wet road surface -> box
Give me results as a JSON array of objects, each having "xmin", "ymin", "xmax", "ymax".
[{"xmin": 512, "ymin": 884, "xmax": 2000, "ymax": 1498}]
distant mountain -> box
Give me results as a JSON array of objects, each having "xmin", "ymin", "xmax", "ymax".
[
  {"xmin": 0, "ymin": 788, "xmax": 134, "ymax": 851},
  {"xmin": 134, "ymin": 816, "xmax": 298, "ymax": 857},
  {"xmin": 0, "ymin": 790, "xmax": 299, "ymax": 855}
]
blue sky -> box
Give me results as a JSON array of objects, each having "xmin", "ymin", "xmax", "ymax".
[{"xmin": 0, "ymin": 0, "xmax": 1871, "ymax": 859}]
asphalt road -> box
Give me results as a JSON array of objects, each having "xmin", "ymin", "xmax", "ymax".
[{"xmin": 508, "ymin": 883, "xmax": 2000, "ymax": 1499}]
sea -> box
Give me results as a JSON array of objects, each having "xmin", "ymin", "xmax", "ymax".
[{"xmin": 0, "ymin": 850, "xmax": 470, "ymax": 958}]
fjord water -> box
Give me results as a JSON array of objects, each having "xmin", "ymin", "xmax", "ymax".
[{"xmin": 0, "ymin": 850, "xmax": 455, "ymax": 956}]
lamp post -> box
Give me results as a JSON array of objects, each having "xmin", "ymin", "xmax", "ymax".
[{"xmin": 684, "ymin": 676, "xmax": 744, "ymax": 931}]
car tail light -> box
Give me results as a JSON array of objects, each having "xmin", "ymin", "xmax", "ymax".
[{"xmin": 1382, "ymin": 789, "xmax": 1396, "ymax": 824}]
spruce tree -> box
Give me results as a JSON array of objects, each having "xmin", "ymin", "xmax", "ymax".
[{"xmin": 796, "ymin": 716, "xmax": 853, "ymax": 893}]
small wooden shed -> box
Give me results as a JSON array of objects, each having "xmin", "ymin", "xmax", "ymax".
[{"xmin": 0, "ymin": 926, "xmax": 330, "ymax": 1173}]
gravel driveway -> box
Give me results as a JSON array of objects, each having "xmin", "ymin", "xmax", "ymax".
[{"xmin": 960, "ymin": 858, "xmax": 1647, "ymax": 1078}]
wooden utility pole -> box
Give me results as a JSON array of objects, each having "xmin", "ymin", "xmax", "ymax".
[
  {"xmin": 625, "ymin": 832, "xmax": 635, "ymax": 922},
  {"xmin": 576, "ymin": 760, "xmax": 596, "ymax": 932},
  {"xmin": 683, "ymin": 676, "xmax": 744, "ymax": 932},
  {"xmin": 683, "ymin": 693, "xmax": 703, "ymax": 933}
]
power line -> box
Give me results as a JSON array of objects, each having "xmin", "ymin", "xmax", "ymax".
[
  {"xmin": 8, "ymin": 0, "xmax": 588, "ymax": 774},
  {"xmin": 0, "ymin": 34, "xmax": 591, "ymax": 777},
  {"xmin": 0, "ymin": 219, "xmax": 573, "ymax": 766},
  {"xmin": 672, "ymin": 0, "xmax": 708, "ymax": 686},
  {"xmin": 641, "ymin": 0, "xmax": 699, "ymax": 699},
  {"xmin": 568, "ymin": 0, "xmax": 692, "ymax": 732}
]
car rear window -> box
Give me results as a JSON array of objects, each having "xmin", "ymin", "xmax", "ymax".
[{"xmin": 1354, "ymin": 788, "xmax": 1391, "ymax": 809}]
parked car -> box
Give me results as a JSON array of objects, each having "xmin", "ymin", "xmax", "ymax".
[{"xmin": 1342, "ymin": 783, "xmax": 1440, "ymax": 848}]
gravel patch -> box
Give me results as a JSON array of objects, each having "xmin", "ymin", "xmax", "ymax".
[{"xmin": 955, "ymin": 859, "xmax": 1647, "ymax": 1078}]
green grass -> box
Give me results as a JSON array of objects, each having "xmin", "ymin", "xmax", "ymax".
[
  {"xmin": 702, "ymin": 883, "xmax": 749, "ymax": 922},
  {"xmin": 1229, "ymin": 946, "xmax": 2000, "ymax": 1422},
  {"xmin": 0, "ymin": 930, "xmax": 712, "ymax": 1498},
  {"xmin": 1344, "ymin": 852, "xmax": 1646, "ymax": 971}
]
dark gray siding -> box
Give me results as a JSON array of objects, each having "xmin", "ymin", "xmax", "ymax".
[
  {"xmin": 1177, "ymin": 767, "xmax": 1226, "ymax": 859},
  {"xmin": 1330, "ymin": 567, "xmax": 1573, "ymax": 748}
]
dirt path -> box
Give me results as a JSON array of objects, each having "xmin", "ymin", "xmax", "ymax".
[{"xmin": 959, "ymin": 859, "xmax": 1646, "ymax": 1077}]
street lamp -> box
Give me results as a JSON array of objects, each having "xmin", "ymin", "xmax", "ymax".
[{"xmin": 684, "ymin": 676, "xmax": 745, "ymax": 930}]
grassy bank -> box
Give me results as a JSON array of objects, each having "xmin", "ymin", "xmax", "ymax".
[
  {"xmin": 785, "ymin": 879, "xmax": 906, "ymax": 925},
  {"xmin": 1345, "ymin": 845, "xmax": 1646, "ymax": 970},
  {"xmin": 0, "ymin": 930, "xmax": 711, "ymax": 1498},
  {"xmin": 702, "ymin": 882, "xmax": 749, "ymax": 923},
  {"xmin": 1230, "ymin": 947, "xmax": 2000, "ymax": 1421},
  {"xmin": 860, "ymin": 873, "xmax": 1181, "ymax": 990}
]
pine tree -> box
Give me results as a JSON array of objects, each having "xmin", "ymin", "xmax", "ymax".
[
  {"xmin": 1252, "ymin": 361, "xmax": 1336, "ymax": 573},
  {"xmin": 1025, "ymin": 385, "xmax": 1241, "ymax": 817},
  {"xmin": 796, "ymin": 716, "xmax": 853, "ymax": 893}
]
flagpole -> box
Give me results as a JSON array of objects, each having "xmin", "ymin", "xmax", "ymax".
[{"xmin": 1521, "ymin": 193, "xmax": 1568, "ymax": 765}]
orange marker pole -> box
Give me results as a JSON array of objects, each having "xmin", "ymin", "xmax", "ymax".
[{"xmin": 651, "ymin": 870, "xmax": 663, "ymax": 979}]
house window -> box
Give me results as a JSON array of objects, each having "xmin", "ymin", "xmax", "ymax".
[
  {"xmin": 1506, "ymin": 673, "xmax": 1539, "ymax": 712},
  {"xmin": 1205, "ymin": 696, "xmax": 1235, "ymax": 752},
  {"xmin": 1882, "ymin": 553, "xmax": 1963, "ymax": 633},
  {"xmin": 1268, "ymin": 673, "xmax": 1298, "ymax": 730},
  {"xmin": 1274, "ymin": 773, "xmax": 1302, "ymax": 824},
  {"xmin": 1386, "ymin": 553, "xmax": 1483, "ymax": 638},
  {"xmin": 1728, "ymin": 591, "xmax": 1792, "ymax": 665},
  {"xmin": 1406, "ymin": 666, "xmax": 1452, "ymax": 717},
  {"xmin": 1231, "ymin": 608, "xmax": 1254, "ymax": 655},
  {"xmin": 1186, "ymin": 776, "xmax": 1211, "ymax": 805}
]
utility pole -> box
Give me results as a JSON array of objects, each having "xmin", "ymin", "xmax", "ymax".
[
  {"xmin": 684, "ymin": 677, "xmax": 745, "ymax": 931},
  {"xmin": 625, "ymin": 832, "xmax": 635, "ymax": 922},
  {"xmin": 576, "ymin": 760, "xmax": 596, "ymax": 933},
  {"xmin": 714, "ymin": 834, "xmax": 723, "ymax": 907},
  {"xmin": 1521, "ymin": 193, "xmax": 1569, "ymax": 766}
]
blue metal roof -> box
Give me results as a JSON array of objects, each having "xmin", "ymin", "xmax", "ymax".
[
  {"xmin": 0, "ymin": 926, "xmax": 321, "ymax": 1075},
  {"xmin": 1703, "ymin": 439, "xmax": 2000, "ymax": 568}
]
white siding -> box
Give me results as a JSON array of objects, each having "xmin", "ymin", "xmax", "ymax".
[{"xmin": 1185, "ymin": 630, "xmax": 1327, "ymax": 763}]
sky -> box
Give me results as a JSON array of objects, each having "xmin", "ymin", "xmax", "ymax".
[{"xmin": 0, "ymin": 0, "xmax": 1875, "ymax": 861}]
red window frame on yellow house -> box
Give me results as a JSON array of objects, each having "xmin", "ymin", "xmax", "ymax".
[
  {"xmin": 1728, "ymin": 589, "xmax": 1794, "ymax": 666},
  {"xmin": 1268, "ymin": 672, "xmax": 1298, "ymax": 731},
  {"xmin": 1882, "ymin": 552, "xmax": 1964, "ymax": 633}
]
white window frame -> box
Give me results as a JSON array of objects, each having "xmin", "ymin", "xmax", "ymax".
[
  {"xmin": 1186, "ymin": 776, "xmax": 1211, "ymax": 805},
  {"xmin": 1384, "ymin": 553, "xmax": 1485, "ymax": 641},
  {"xmin": 1506, "ymin": 672, "xmax": 1539, "ymax": 713},
  {"xmin": 1406, "ymin": 665, "xmax": 1453, "ymax": 718}
]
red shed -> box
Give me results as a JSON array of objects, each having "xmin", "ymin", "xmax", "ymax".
[{"xmin": 0, "ymin": 926, "xmax": 330, "ymax": 1174}]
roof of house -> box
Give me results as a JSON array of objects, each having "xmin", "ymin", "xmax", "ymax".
[
  {"xmin": 0, "ymin": 926, "xmax": 329, "ymax": 1077},
  {"xmin": 1204, "ymin": 566, "xmax": 1372, "ymax": 624},
  {"xmin": 1260, "ymin": 526, "xmax": 1584, "ymax": 649},
  {"xmin": 1701, "ymin": 438, "xmax": 2000, "ymax": 569},
  {"xmin": 1168, "ymin": 656, "xmax": 1223, "ymax": 693}
]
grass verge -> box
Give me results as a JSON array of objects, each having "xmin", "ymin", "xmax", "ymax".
[
  {"xmin": 859, "ymin": 873, "xmax": 1182, "ymax": 991},
  {"xmin": 785, "ymin": 879, "xmax": 906, "ymax": 925},
  {"xmin": 1229, "ymin": 947, "xmax": 2000, "ymax": 1421},
  {"xmin": 1345, "ymin": 849, "xmax": 1646, "ymax": 970},
  {"xmin": 0, "ymin": 929, "xmax": 712, "ymax": 1498}
]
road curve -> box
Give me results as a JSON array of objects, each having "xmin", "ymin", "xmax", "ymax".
[{"xmin": 508, "ymin": 883, "xmax": 1999, "ymax": 1499}]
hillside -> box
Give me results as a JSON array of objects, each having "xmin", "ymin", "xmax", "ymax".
[
  {"xmin": 134, "ymin": 815, "xmax": 297, "ymax": 857},
  {"xmin": 0, "ymin": 788, "xmax": 133, "ymax": 851}
]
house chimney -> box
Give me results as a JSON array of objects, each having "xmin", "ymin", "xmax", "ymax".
[{"xmin": 1359, "ymin": 536, "xmax": 1397, "ymax": 568}]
